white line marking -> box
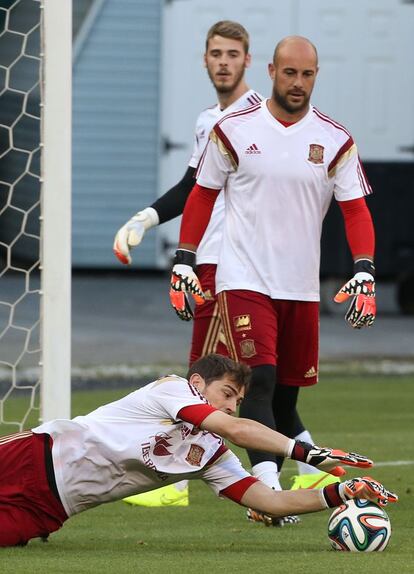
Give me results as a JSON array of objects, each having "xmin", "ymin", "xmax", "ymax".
[
  {"xmin": 374, "ymin": 460, "xmax": 414, "ymax": 467},
  {"xmin": 283, "ymin": 460, "xmax": 414, "ymax": 471}
]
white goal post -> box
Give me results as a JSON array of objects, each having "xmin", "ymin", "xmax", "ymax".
[
  {"xmin": 40, "ymin": 0, "xmax": 72, "ymax": 421},
  {"xmin": 0, "ymin": 0, "xmax": 71, "ymax": 431}
]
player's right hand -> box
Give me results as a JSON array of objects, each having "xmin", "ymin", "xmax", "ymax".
[
  {"xmin": 290, "ymin": 441, "xmax": 373, "ymax": 476},
  {"xmin": 340, "ymin": 477, "xmax": 398, "ymax": 507},
  {"xmin": 113, "ymin": 207, "xmax": 159, "ymax": 265},
  {"xmin": 169, "ymin": 249, "xmax": 205, "ymax": 321}
]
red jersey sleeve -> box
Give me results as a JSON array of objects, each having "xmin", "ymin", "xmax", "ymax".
[
  {"xmin": 179, "ymin": 183, "xmax": 220, "ymax": 247},
  {"xmin": 177, "ymin": 404, "xmax": 217, "ymax": 427},
  {"xmin": 338, "ymin": 197, "xmax": 375, "ymax": 259},
  {"xmin": 220, "ymin": 476, "xmax": 258, "ymax": 503}
]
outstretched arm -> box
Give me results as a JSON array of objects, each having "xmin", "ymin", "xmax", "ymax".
[
  {"xmin": 200, "ymin": 410, "xmax": 372, "ymax": 476},
  {"xmin": 240, "ymin": 477, "xmax": 397, "ymax": 519},
  {"xmin": 241, "ymin": 481, "xmax": 326, "ymax": 517},
  {"xmin": 196, "ymin": 410, "xmax": 397, "ymax": 516},
  {"xmin": 202, "ymin": 410, "xmax": 397, "ymax": 515}
]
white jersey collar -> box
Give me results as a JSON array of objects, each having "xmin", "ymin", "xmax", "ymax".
[
  {"xmin": 217, "ymin": 89, "xmax": 262, "ymax": 113},
  {"xmin": 261, "ymin": 99, "xmax": 313, "ymax": 133}
]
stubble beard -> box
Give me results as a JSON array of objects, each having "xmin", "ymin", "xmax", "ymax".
[
  {"xmin": 208, "ymin": 66, "xmax": 245, "ymax": 95},
  {"xmin": 272, "ymin": 85, "xmax": 310, "ymax": 115}
]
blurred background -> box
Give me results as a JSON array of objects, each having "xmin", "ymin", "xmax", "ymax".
[{"xmin": 0, "ymin": 0, "xmax": 413, "ymax": 383}]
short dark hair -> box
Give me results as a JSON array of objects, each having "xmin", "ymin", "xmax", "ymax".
[
  {"xmin": 206, "ymin": 20, "xmax": 249, "ymax": 54},
  {"xmin": 187, "ymin": 353, "xmax": 251, "ymax": 390}
]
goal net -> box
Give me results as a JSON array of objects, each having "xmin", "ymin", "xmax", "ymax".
[{"xmin": 0, "ymin": 0, "xmax": 71, "ymax": 433}]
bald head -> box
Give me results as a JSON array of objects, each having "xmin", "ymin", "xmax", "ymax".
[
  {"xmin": 267, "ymin": 36, "xmax": 319, "ymax": 121},
  {"xmin": 273, "ymin": 36, "xmax": 318, "ymax": 67}
]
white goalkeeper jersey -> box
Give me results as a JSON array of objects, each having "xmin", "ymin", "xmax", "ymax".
[
  {"xmin": 33, "ymin": 376, "xmax": 251, "ymax": 517},
  {"xmin": 196, "ymin": 100, "xmax": 372, "ymax": 301},
  {"xmin": 188, "ymin": 89, "xmax": 263, "ymax": 265}
]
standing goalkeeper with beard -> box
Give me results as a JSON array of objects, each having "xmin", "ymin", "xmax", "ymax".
[{"xmin": 170, "ymin": 36, "xmax": 376, "ymax": 523}]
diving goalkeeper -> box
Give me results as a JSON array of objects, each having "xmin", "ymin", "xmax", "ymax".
[{"xmin": 0, "ymin": 354, "xmax": 397, "ymax": 547}]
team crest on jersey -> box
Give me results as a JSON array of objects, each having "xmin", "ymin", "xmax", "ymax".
[
  {"xmin": 240, "ymin": 339, "xmax": 257, "ymax": 358},
  {"xmin": 233, "ymin": 314, "xmax": 252, "ymax": 332},
  {"xmin": 185, "ymin": 444, "xmax": 205, "ymax": 466},
  {"xmin": 308, "ymin": 144, "xmax": 324, "ymax": 164}
]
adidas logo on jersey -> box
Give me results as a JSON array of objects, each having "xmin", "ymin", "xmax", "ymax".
[
  {"xmin": 245, "ymin": 143, "xmax": 261, "ymax": 154},
  {"xmin": 304, "ymin": 366, "xmax": 318, "ymax": 378}
]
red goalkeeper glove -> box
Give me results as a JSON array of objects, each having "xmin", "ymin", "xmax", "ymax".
[
  {"xmin": 322, "ymin": 476, "xmax": 398, "ymax": 508},
  {"xmin": 169, "ymin": 249, "xmax": 205, "ymax": 321},
  {"xmin": 289, "ymin": 440, "xmax": 373, "ymax": 476},
  {"xmin": 334, "ymin": 259, "xmax": 376, "ymax": 329}
]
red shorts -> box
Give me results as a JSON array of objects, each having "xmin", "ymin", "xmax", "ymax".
[
  {"xmin": 0, "ymin": 431, "xmax": 68, "ymax": 546},
  {"xmin": 189, "ymin": 264, "xmax": 228, "ymax": 364},
  {"xmin": 218, "ymin": 290, "xmax": 319, "ymax": 387}
]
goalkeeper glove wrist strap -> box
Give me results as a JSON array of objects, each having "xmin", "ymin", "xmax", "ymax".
[
  {"xmin": 173, "ymin": 249, "xmax": 197, "ymax": 270},
  {"xmin": 289, "ymin": 440, "xmax": 312, "ymax": 463},
  {"xmin": 321, "ymin": 483, "xmax": 343, "ymax": 508},
  {"xmin": 353, "ymin": 258, "xmax": 375, "ymax": 277}
]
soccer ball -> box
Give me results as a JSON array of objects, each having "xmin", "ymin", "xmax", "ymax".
[{"xmin": 327, "ymin": 499, "xmax": 391, "ymax": 551}]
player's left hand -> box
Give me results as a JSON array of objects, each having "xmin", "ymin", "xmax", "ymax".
[
  {"xmin": 341, "ymin": 476, "xmax": 398, "ymax": 506},
  {"xmin": 169, "ymin": 249, "xmax": 205, "ymax": 321},
  {"xmin": 291, "ymin": 441, "xmax": 373, "ymax": 476},
  {"xmin": 334, "ymin": 260, "xmax": 376, "ymax": 329},
  {"xmin": 323, "ymin": 476, "xmax": 398, "ymax": 508}
]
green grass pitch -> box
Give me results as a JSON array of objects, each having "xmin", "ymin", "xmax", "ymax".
[{"xmin": 1, "ymin": 375, "xmax": 413, "ymax": 574}]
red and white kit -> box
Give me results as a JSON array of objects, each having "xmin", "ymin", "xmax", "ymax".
[
  {"xmin": 188, "ymin": 90, "xmax": 263, "ymax": 361},
  {"xmin": 33, "ymin": 376, "xmax": 256, "ymax": 517},
  {"xmin": 192, "ymin": 100, "xmax": 372, "ymax": 383},
  {"xmin": 197, "ymin": 100, "xmax": 372, "ymax": 301}
]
